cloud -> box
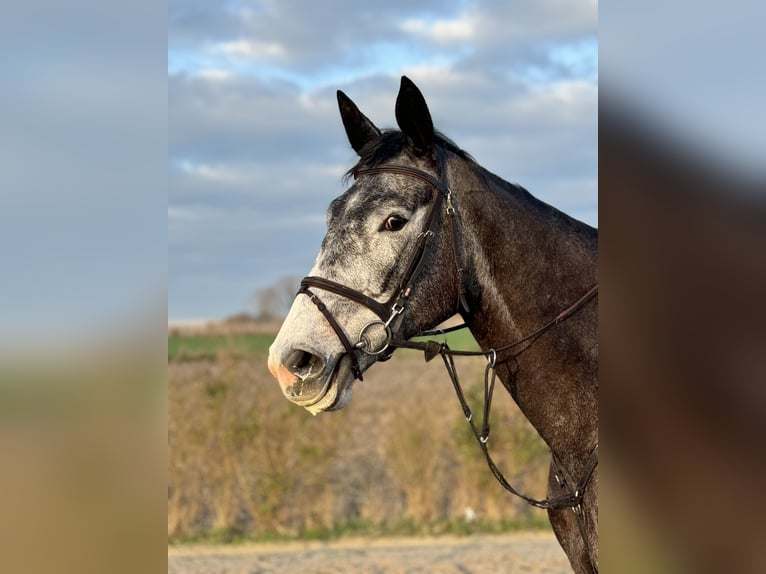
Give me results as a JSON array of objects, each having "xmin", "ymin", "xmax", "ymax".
[
  {"xmin": 168, "ymin": 1, "xmax": 598, "ymax": 319},
  {"xmin": 401, "ymin": 14, "xmax": 478, "ymax": 43},
  {"xmin": 193, "ymin": 68, "xmax": 235, "ymax": 81},
  {"xmin": 212, "ymin": 40, "xmax": 287, "ymax": 60}
]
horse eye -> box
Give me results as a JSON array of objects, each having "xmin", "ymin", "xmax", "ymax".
[{"xmin": 383, "ymin": 215, "xmax": 407, "ymax": 232}]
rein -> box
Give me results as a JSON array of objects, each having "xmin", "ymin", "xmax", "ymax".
[
  {"xmin": 297, "ymin": 152, "xmax": 598, "ymax": 517},
  {"xmin": 389, "ymin": 296, "xmax": 598, "ymax": 512}
]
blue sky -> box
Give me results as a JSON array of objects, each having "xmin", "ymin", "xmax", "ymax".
[{"xmin": 168, "ymin": 0, "xmax": 598, "ymax": 322}]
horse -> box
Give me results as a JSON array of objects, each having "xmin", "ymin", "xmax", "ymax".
[{"xmin": 268, "ymin": 76, "xmax": 598, "ymax": 573}]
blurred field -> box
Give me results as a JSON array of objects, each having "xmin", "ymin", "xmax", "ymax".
[
  {"xmin": 168, "ymin": 333, "xmax": 275, "ymax": 360},
  {"xmin": 169, "ymin": 531, "xmax": 570, "ymax": 574},
  {"xmin": 167, "ymin": 327, "xmax": 480, "ymax": 361},
  {"xmin": 168, "ymin": 328, "xmax": 552, "ymax": 544}
]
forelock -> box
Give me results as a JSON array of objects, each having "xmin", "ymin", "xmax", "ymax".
[{"xmin": 343, "ymin": 130, "xmax": 476, "ymax": 184}]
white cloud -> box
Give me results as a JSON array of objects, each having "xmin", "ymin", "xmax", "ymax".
[
  {"xmin": 401, "ymin": 14, "xmax": 477, "ymax": 42},
  {"xmin": 212, "ymin": 40, "xmax": 286, "ymax": 59},
  {"xmin": 175, "ymin": 160, "xmax": 245, "ymax": 184},
  {"xmin": 171, "ymin": 158, "xmax": 351, "ymax": 199},
  {"xmin": 520, "ymin": 79, "xmax": 598, "ymax": 122},
  {"xmin": 194, "ymin": 68, "xmax": 234, "ymax": 81}
]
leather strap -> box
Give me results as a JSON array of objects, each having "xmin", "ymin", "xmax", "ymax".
[{"xmin": 298, "ymin": 285, "xmax": 364, "ymax": 381}]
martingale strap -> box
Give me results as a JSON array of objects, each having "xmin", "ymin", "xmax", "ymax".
[
  {"xmin": 439, "ymin": 343, "xmax": 598, "ymax": 510},
  {"xmin": 293, "ymin": 147, "xmax": 598, "ymax": 561},
  {"xmin": 412, "ymin": 281, "xmax": 598, "ymax": 511}
]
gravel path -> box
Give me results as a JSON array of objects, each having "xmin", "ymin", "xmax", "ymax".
[{"xmin": 168, "ymin": 532, "xmax": 570, "ymax": 574}]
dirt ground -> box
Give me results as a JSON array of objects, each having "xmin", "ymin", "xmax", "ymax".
[{"xmin": 168, "ymin": 531, "xmax": 571, "ymax": 574}]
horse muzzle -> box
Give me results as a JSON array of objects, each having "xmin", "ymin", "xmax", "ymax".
[{"xmin": 268, "ymin": 346, "xmax": 356, "ymax": 414}]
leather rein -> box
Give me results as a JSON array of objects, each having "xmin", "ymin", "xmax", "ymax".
[{"xmin": 297, "ymin": 153, "xmax": 598, "ymax": 516}]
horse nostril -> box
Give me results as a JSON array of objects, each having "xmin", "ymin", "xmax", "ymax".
[{"xmin": 285, "ymin": 348, "xmax": 322, "ymax": 378}]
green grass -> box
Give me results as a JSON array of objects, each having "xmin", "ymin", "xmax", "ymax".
[
  {"xmin": 168, "ymin": 328, "xmax": 479, "ymax": 361},
  {"xmin": 412, "ymin": 327, "xmax": 481, "ymax": 352},
  {"xmin": 168, "ymin": 333, "xmax": 275, "ymax": 360}
]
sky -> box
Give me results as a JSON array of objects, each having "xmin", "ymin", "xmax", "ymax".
[
  {"xmin": 1, "ymin": 3, "xmax": 167, "ymax": 345},
  {"xmin": 168, "ymin": 0, "xmax": 598, "ymax": 322}
]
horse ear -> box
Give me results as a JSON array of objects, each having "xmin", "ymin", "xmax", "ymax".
[
  {"xmin": 337, "ymin": 90, "xmax": 381, "ymax": 155},
  {"xmin": 395, "ymin": 76, "xmax": 434, "ymax": 155}
]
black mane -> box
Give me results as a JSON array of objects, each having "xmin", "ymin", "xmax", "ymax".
[{"xmin": 344, "ymin": 130, "xmax": 475, "ymax": 182}]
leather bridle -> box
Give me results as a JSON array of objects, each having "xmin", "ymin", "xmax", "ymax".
[
  {"xmin": 295, "ymin": 150, "xmax": 599, "ymax": 568},
  {"xmin": 298, "ymin": 149, "xmax": 464, "ymax": 380}
]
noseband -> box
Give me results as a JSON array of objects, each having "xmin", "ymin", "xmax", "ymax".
[{"xmin": 298, "ymin": 151, "xmax": 463, "ymax": 380}]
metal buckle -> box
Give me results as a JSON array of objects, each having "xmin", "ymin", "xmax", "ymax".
[
  {"xmin": 571, "ymin": 490, "xmax": 583, "ymax": 514},
  {"xmin": 385, "ymin": 303, "xmax": 404, "ymax": 327},
  {"xmin": 486, "ymin": 348, "xmax": 497, "ymax": 369},
  {"xmin": 445, "ymin": 188, "xmax": 455, "ymax": 215}
]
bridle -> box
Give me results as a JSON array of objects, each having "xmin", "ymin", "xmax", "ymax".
[
  {"xmin": 298, "ymin": 148, "xmax": 464, "ymax": 380},
  {"xmin": 296, "ymin": 149, "xmax": 599, "ymax": 568}
]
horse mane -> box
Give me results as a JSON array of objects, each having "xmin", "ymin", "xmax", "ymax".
[
  {"xmin": 343, "ymin": 129, "xmax": 594, "ymax": 236},
  {"xmin": 344, "ymin": 130, "xmax": 476, "ymax": 182}
]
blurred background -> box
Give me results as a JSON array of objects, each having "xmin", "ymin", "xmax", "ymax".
[
  {"xmin": 1, "ymin": 0, "xmax": 764, "ymax": 573},
  {"xmin": 167, "ymin": 0, "xmax": 597, "ymax": 556}
]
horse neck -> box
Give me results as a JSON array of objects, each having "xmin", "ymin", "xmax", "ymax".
[{"xmin": 457, "ymin": 166, "xmax": 598, "ymax": 467}]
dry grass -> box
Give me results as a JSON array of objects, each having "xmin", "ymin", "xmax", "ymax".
[{"xmin": 168, "ymin": 350, "xmax": 551, "ymax": 542}]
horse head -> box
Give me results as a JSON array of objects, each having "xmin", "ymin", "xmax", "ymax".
[{"xmin": 268, "ymin": 77, "xmax": 464, "ymax": 414}]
